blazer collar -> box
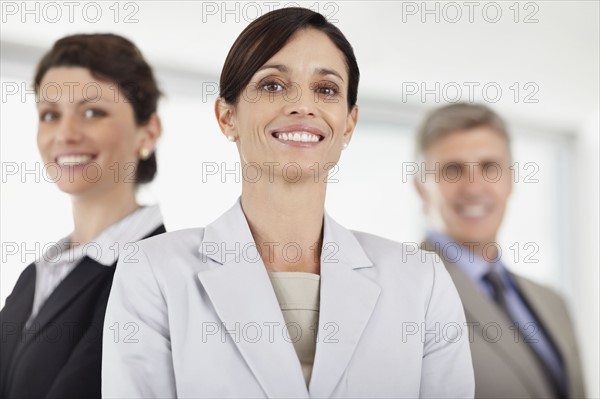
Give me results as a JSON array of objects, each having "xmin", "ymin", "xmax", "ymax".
[
  {"xmin": 197, "ymin": 199, "xmax": 380, "ymax": 398},
  {"xmin": 200, "ymin": 198, "xmax": 373, "ymax": 270}
]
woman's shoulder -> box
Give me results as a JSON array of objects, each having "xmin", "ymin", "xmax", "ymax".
[
  {"xmin": 137, "ymin": 227, "xmax": 205, "ymax": 249},
  {"xmin": 121, "ymin": 227, "xmax": 207, "ymax": 268},
  {"xmin": 350, "ymin": 229, "xmax": 440, "ymax": 269}
]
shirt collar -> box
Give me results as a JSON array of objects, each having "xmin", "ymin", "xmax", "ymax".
[
  {"xmin": 37, "ymin": 205, "xmax": 163, "ymax": 267},
  {"xmin": 425, "ymin": 229, "xmax": 507, "ymax": 283}
]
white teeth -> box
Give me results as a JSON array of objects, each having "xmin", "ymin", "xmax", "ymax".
[
  {"xmin": 461, "ymin": 205, "xmax": 486, "ymax": 218},
  {"xmin": 56, "ymin": 155, "xmax": 93, "ymax": 166},
  {"xmin": 276, "ymin": 132, "xmax": 320, "ymax": 143}
]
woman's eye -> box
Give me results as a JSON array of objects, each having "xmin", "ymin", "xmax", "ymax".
[
  {"xmin": 83, "ymin": 109, "xmax": 106, "ymax": 119},
  {"xmin": 315, "ymin": 83, "xmax": 339, "ymax": 97},
  {"xmin": 40, "ymin": 111, "xmax": 58, "ymax": 122},
  {"xmin": 261, "ymin": 81, "xmax": 284, "ymax": 92}
]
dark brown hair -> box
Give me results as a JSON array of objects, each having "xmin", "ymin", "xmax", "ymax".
[
  {"xmin": 219, "ymin": 7, "xmax": 359, "ymax": 110},
  {"xmin": 416, "ymin": 103, "xmax": 511, "ymax": 157},
  {"xmin": 34, "ymin": 33, "xmax": 161, "ymax": 184}
]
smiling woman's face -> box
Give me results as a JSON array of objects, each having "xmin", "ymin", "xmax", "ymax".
[
  {"xmin": 36, "ymin": 66, "xmax": 145, "ymax": 197},
  {"xmin": 219, "ymin": 28, "xmax": 358, "ymax": 182}
]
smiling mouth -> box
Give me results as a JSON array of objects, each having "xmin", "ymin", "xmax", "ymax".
[
  {"xmin": 55, "ymin": 154, "xmax": 96, "ymax": 166},
  {"xmin": 456, "ymin": 204, "xmax": 489, "ymax": 219},
  {"xmin": 272, "ymin": 131, "xmax": 324, "ymax": 143}
]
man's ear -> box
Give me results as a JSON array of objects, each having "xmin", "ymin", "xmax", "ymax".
[
  {"xmin": 414, "ymin": 175, "xmax": 427, "ymax": 201},
  {"xmin": 215, "ymin": 97, "xmax": 237, "ymax": 139},
  {"xmin": 413, "ymin": 170, "xmax": 432, "ymax": 215},
  {"xmin": 138, "ymin": 112, "xmax": 161, "ymax": 154},
  {"xmin": 343, "ymin": 105, "xmax": 359, "ymax": 145}
]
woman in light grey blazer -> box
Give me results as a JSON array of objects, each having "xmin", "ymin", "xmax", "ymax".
[{"xmin": 102, "ymin": 8, "xmax": 474, "ymax": 398}]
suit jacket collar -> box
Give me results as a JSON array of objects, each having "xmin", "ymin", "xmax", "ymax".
[
  {"xmin": 35, "ymin": 205, "xmax": 164, "ymax": 267},
  {"xmin": 197, "ymin": 200, "xmax": 380, "ymax": 398},
  {"xmin": 199, "ymin": 198, "xmax": 373, "ymax": 270}
]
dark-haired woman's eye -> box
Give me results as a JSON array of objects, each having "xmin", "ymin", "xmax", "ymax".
[
  {"xmin": 260, "ymin": 80, "xmax": 285, "ymax": 93},
  {"xmin": 314, "ymin": 82, "xmax": 339, "ymax": 98},
  {"xmin": 83, "ymin": 109, "xmax": 107, "ymax": 119},
  {"xmin": 40, "ymin": 111, "xmax": 58, "ymax": 122}
]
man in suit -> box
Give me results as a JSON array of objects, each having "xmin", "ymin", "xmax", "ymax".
[{"xmin": 413, "ymin": 103, "xmax": 585, "ymax": 398}]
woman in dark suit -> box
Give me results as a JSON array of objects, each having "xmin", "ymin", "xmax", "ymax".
[{"xmin": 0, "ymin": 33, "xmax": 166, "ymax": 398}]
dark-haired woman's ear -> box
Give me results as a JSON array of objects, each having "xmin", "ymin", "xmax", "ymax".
[
  {"xmin": 138, "ymin": 112, "xmax": 162, "ymax": 159},
  {"xmin": 342, "ymin": 105, "xmax": 359, "ymax": 149},
  {"xmin": 215, "ymin": 98, "xmax": 238, "ymax": 142}
]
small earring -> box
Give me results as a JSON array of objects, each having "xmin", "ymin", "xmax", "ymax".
[
  {"xmin": 227, "ymin": 136, "xmax": 237, "ymax": 142},
  {"xmin": 139, "ymin": 147, "xmax": 151, "ymax": 160},
  {"xmin": 342, "ymin": 143, "xmax": 348, "ymax": 150}
]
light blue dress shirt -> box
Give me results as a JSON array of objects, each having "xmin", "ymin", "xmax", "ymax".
[{"xmin": 426, "ymin": 230, "xmax": 567, "ymax": 397}]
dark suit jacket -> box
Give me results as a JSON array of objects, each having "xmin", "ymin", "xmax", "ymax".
[
  {"xmin": 422, "ymin": 240, "xmax": 586, "ymax": 399},
  {"xmin": 0, "ymin": 224, "xmax": 165, "ymax": 399}
]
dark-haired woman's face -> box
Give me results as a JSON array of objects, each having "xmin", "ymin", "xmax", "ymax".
[
  {"xmin": 36, "ymin": 67, "xmax": 153, "ymax": 197},
  {"xmin": 222, "ymin": 28, "xmax": 358, "ymax": 182}
]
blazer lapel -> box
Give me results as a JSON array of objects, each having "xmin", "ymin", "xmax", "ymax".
[
  {"xmin": 511, "ymin": 274, "xmax": 568, "ymax": 352},
  {"xmin": 422, "ymin": 241, "xmax": 554, "ymax": 397},
  {"xmin": 511, "ymin": 273, "xmax": 584, "ymax": 398},
  {"xmin": 309, "ymin": 213, "xmax": 381, "ymax": 398},
  {"xmin": 197, "ymin": 201, "xmax": 308, "ymax": 398}
]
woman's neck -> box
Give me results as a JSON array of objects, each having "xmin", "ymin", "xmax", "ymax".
[
  {"xmin": 70, "ymin": 185, "xmax": 139, "ymax": 245},
  {"xmin": 241, "ymin": 177, "xmax": 326, "ymax": 274}
]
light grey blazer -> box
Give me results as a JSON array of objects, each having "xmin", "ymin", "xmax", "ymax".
[{"xmin": 102, "ymin": 200, "xmax": 474, "ymax": 398}]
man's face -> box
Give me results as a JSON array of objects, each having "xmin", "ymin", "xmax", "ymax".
[{"xmin": 416, "ymin": 126, "xmax": 513, "ymax": 248}]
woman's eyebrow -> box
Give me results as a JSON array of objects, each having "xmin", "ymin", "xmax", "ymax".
[
  {"xmin": 315, "ymin": 67, "xmax": 344, "ymax": 82},
  {"xmin": 257, "ymin": 64, "xmax": 288, "ymax": 73},
  {"xmin": 256, "ymin": 64, "xmax": 344, "ymax": 82}
]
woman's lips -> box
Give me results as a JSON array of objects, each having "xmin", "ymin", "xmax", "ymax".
[
  {"xmin": 270, "ymin": 125, "xmax": 325, "ymax": 147},
  {"xmin": 55, "ymin": 154, "xmax": 96, "ymax": 166}
]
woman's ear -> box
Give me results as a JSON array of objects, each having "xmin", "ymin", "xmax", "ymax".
[
  {"xmin": 215, "ymin": 97, "xmax": 237, "ymax": 140},
  {"xmin": 343, "ymin": 105, "xmax": 359, "ymax": 145},
  {"xmin": 138, "ymin": 113, "xmax": 162, "ymax": 154}
]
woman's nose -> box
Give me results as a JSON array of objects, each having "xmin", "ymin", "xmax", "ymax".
[
  {"xmin": 55, "ymin": 115, "xmax": 82, "ymax": 143},
  {"xmin": 283, "ymin": 84, "xmax": 318, "ymax": 117}
]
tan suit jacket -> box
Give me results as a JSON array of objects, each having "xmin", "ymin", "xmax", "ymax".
[{"xmin": 422, "ymin": 241, "xmax": 585, "ymax": 398}]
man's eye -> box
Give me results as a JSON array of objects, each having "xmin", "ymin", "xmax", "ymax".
[{"xmin": 444, "ymin": 164, "xmax": 462, "ymax": 178}]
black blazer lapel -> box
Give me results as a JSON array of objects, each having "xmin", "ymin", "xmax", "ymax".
[{"xmin": 24, "ymin": 257, "xmax": 110, "ymax": 341}]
